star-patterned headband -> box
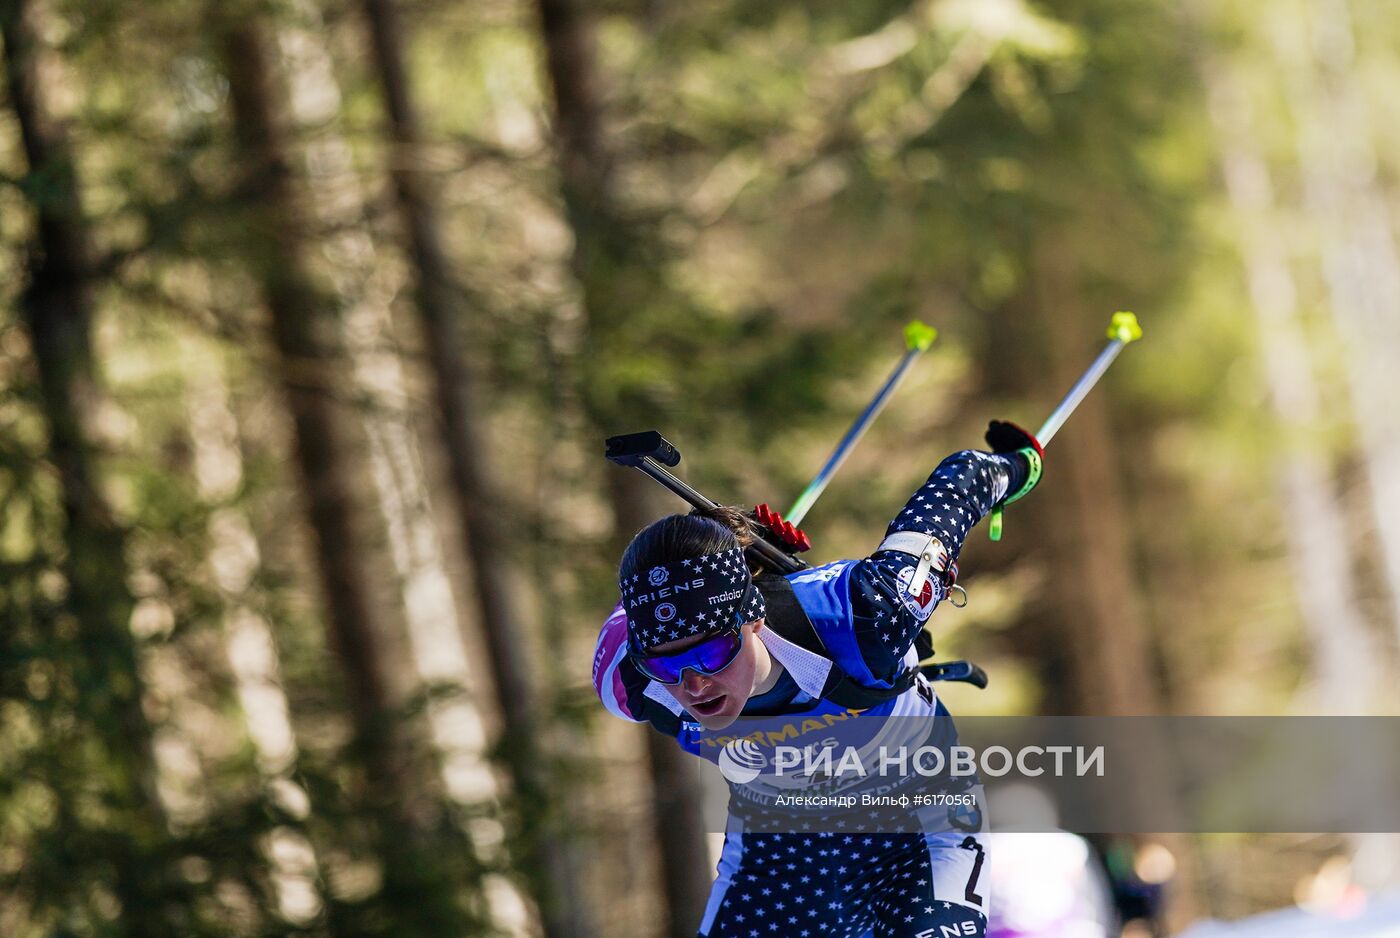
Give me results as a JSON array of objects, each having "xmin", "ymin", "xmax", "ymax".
[{"xmin": 620, "ymin": 547, "xmax": 767, "ymax": 650}]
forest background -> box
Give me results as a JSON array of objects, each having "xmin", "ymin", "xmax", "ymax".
[{"xmin": 2, "ymin": 0, "xmax": 1400, "ymax": 934}]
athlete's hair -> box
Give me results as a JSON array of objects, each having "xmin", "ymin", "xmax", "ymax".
[{"xmin": 618, "ymin": 507, "xmax": 768, "ymax": 584}]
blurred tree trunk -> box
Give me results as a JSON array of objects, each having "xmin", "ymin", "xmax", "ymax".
[
  {"xmin": 274, "ymin": 0, "xmax": 507, "ymax": 850},
  {"xmin": 533, "ymin": 0, "xmax": 714, "ymax": 934},
  {"xmin": 1203, "ymin": 35, "xmax": 1400, "ymax": 901},
  {"xmin": 274, "ymin": 0, "xmax": 424, "ymax": 722},
  {"xmin": 1279, "ymin": 0, "xmax": 1400, "ymax": 643},
  {"xmin": 1027, "ymin": 243, "xmax": 1200, "ymax": 934},
  {"xmin": 215, "ymin": 16, "xmax": 470, "ymax": 934},
  {"xmin": 358, "ymin": 0, "xmax": 592, "ymax": 933},
  {"xmin": 1203, "ymin": 62, "xmax": 1378, "ymax": 710},
  {"xmin": 1268, "ymin": 0, "xmax": 1400, "ymax": 887},
  {"xmin": 1030, "ymin": 244, "xmax": 1163, "ymax": 718},
  {"xmin": 0, "ymin": 3, "xmax": 175, "ymax": 934}
]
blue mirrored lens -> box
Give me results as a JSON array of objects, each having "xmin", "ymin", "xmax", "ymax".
[
  {"xmin": 635, "ymin": 630, "xmax": 743, "ymax": 684},
  {"xmin": 691, "ymin": 631, "xmax": 744, "ymax": 672}
]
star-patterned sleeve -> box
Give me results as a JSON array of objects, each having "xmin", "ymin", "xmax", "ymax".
[
  {"xmin": 883, "ymin": 449, "xmax": 1026, "ymax": 555},
  {"xmin": 847, "ymin": 449, "xmax": 1028, "ymax": 684}
]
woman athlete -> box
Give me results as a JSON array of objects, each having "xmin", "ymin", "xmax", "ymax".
[{"xmin": 593, "ymin": 421, "xmax": 1043, "ymax": 937}]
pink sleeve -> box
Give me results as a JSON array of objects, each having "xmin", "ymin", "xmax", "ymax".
[{"xmin": 592, "ymin": 601, "xmax": 643, "ymax": 723}]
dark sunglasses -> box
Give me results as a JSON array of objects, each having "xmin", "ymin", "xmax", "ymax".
[{"xmin": 630, "ymin": 625, "xmax": 748, "ymax": 685}]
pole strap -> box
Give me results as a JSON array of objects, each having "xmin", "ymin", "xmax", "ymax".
[{"xmin": 1001, "ymin": 447, "xmax": 1043, "ymax": 506}]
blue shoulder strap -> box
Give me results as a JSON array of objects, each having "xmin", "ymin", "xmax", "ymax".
[{"xmin": 763, "ymin": 569, "xmax": 917, "ymax": 708}]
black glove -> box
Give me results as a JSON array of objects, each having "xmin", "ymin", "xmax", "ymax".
[
  {"xmin": 984, "ymin": 420, "xmax": 1043, "ymax": 504},
  {"xmin": 985, "ymin": 420, "xmax": 1042, "ymax": 456}
]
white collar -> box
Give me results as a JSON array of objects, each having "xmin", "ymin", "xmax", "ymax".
[{"xmin": 755, "ymin": 626, "xmax": 832, "ymax": 699}]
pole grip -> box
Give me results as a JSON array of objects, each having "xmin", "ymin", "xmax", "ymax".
[{"xmin": 1107, "ymin": 310, "xmax": 1142, "ymax": 344}]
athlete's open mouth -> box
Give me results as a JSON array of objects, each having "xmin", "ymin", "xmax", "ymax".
[{"xmin": 691, "ymin": 695, "xmax": 727, "ymax": 717}]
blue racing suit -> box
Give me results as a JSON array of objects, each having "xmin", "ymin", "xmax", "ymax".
[{"xmin": 594, "ymin": 450, "xmax": 1027, "ymax": 937}]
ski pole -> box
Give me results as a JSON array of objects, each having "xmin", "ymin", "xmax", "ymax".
[
  {"xmin": 785, "ymin": 321, "xmax": 937, "ymax": 527},
  {"xmin": 989, "ymin": 311, "xmax": 1142, "ymax": 541},
  {"xmin": 1035, "ymin": 311, "xmax": 1143, "ymax": 446}
]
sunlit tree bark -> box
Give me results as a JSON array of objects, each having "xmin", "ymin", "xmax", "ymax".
[
  {"xmin": 275, "ymin": 0, "xmax": 506, "ymax": 830},
  {"xmin": 1265, "ymin": 0, "xmax": 1400, "ymax": 886},
  {"xmin": 215, "ymin": 14, "xmax": 471, "ymax": 934},
  {"xmin": 1203, "ymin": 61, "xmax": 1378, "ymax": 711},
  {"xmin": 1276, "ymin": 0, "xmax": 1400, "ymax": 645},
  {"xmin": 355, "ymin": 0, "xmax": 592, "ymax": 931},
  {"xmin": 182, "ymin": 334, "xmax": 327, "ymax": 926}
]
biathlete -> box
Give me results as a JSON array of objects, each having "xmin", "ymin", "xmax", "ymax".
[{"xmin": 592, "ymin": 422, "xmax": 1043, "ymax": 938}]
